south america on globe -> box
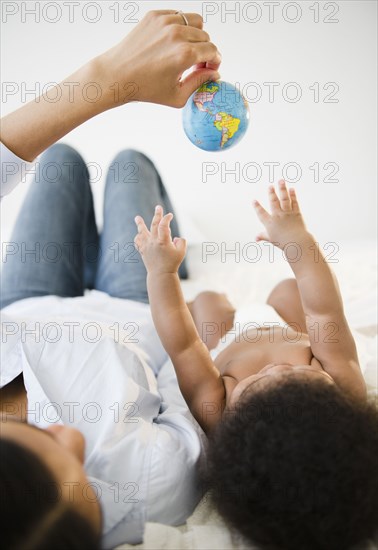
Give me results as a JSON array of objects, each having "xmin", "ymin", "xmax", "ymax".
[{"xmin": 182, "ymin": 80, "xmax": 250, "ymax": 152}]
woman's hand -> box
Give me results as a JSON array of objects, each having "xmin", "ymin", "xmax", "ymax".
[
  {"xmin": 0, "ymin": 10, "xmax": 220, "ymax": 163},
  {"xmin": 253, "ymin": 180, "xmax": 310, "ymax": 250},
  {"xmin": 134, "ymin": 205, "xmax": 187, "ymax": 274},
  {"xmin": 96, "ymin": 10, "xmax": 221, "ymax": 109}
]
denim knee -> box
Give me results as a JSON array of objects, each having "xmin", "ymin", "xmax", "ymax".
[
  {"xmin": 39, "ymin": 143, "xmax": 89, "ymax": 186},
  {"xmin": 110, "ymin": 148, "xmax": 153, "ymax": 166},
  {"xmin": 106, "ymin": 149, "xmax": 159, "ymax": 189}
]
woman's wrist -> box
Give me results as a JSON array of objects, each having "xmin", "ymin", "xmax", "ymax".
[
  {"xmin": 88, "ymin": 54, "xmax": 138, "ymax": 112},
  {"xmin": 61, "ymin": 57, "xmax": 116, "ymax": 118}
]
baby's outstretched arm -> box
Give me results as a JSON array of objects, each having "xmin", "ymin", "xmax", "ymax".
[
  {"xmin": 134, "ymin": 206, "xmax": 226, "ymax": 432},
  {"xmin": 254, "ymin": 180, "xmax": 366, "ymax": 400}
]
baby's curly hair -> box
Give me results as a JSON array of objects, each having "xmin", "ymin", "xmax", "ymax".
[{"xmin": 203, "ymin": 378, "xmax": 378, "ymax": 550}]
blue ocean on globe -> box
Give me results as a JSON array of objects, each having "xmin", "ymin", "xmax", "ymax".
[{"xmin": 182, "ymin": 80, "xmax": 250, "ymax": 152}]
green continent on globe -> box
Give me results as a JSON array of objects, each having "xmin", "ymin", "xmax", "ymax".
[
  {"xmin": 213, "ymin": 112, "xmax": 241, "ymax": 148},
  {"xmin": 193, "ymin": 82, "xmax": 220, "ymax": 112}
]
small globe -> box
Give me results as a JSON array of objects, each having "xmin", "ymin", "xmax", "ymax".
[{"xmin": 182, "ymin": 80, "xmax": 250, "ymax": 152}]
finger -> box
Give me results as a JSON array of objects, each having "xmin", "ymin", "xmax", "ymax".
[
  {"xmin": 133, "ymin": 234, "xmax": 142, "ymax": 251},
  {"xmin": 204, "ymin": 60, "xmax": 221, "ymax": 71},
  {"xmin": 256, "ymin": 232, "xmax": 270, "ymax": 243},
  {"xmin": 133, "ymin": 231, "xmax": 146, "ymax": 253},
  {"xmin": 171, "ymin": 12, "xmax": 204, "ymax": 29},
  {"xmin": 268, "ymin": 185, "xmax": 281, "ymax": 213},
  {"xmin": 175, "ymin": 42, "xmax": 221, "ymax": 102},
  {"xmin": 150, "ymin": 205, "xmax": 163, "ymax": 237},
  {"xmin": 173, "ymin": 237, "xmax": 187, "ymax": 254},
  {"xmin": 278, "ymin": 179, "xmax": 291, "ymax": 211},
  {"xmin": 183, "ymin": 12, "xmax": 204, "ymax": 29},
  {"xmin": 134, "ymin": 215, "xmax": 149, "ymax": 235},
  {"xmin": 289, "ymin": 188, "xmax": 300, "ymax": 212},
  {"xmin": 194, "ymin": 61, "xmax": 221, "ymax": 71},
  {"xmin": 174, "ymin": 41, "xmax": 221, "ymax": 74},
  {"xmin": 180, "ymin": 67, "xmax": 221, "ymax": 100},
  {"xmin": 189, "ymin": 41, "xmax": 222, "ymax": 68},
  {"xmin": 253, "ymin": 200, "xmax": 270, "ymax": 224},
  {"xmin": 181, "ymin": 27, "xmax": 210, "ymax": 43},
  {"xmin": 158, "ymin": 213, "xmax": 174, "ymax": 243}
]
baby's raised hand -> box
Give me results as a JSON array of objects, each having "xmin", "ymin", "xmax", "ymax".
[
  {"xmin": 134, "ymin": 205, "xmax": 187, "ymax": 274},
  {"xmin": 253, "ymin": 180, "xmax": 309, "ymax": 250}
]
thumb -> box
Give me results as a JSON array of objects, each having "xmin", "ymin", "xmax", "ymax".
[
  {"xmin": 173, "ymin": 237, "xmax": 187, "ymax": 254},
  {"xmin": 179, "ymin": 68, "xmax": 220, "ymax": 102},
  {"xmin": 256, "ymin": 232, "xmax": 270, "ymax": 243}
]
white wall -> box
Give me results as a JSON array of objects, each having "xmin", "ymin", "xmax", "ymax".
[{"xmin": 1, "ymin": 1, "xmax": 377, "ymax": 248}]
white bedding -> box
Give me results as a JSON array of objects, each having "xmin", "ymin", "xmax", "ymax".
[{"xmin": 116, "ymin": 240, "xmax": 378, "ymax": 550}]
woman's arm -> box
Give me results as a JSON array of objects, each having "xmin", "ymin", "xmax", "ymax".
[
  {"xmin": 0, "ymin": 60, "xmax": 106, "ymax": 162},
  {"xmin": 0, "ymin": 10, "xmax": 221, "ymax": 162}
]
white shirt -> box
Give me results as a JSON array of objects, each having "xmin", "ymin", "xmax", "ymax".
[
  {"xmin": 0, "ymin": 144, "xmax": 206, "ymax": 547},
  {"xmin": 0, "ymin": 142, "xmax": 35, "ymax": 199}
]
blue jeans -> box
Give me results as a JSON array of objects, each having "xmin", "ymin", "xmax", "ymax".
[{"xmin": 1, "ymin": 144, "xmax": 188, "ymax": 309}]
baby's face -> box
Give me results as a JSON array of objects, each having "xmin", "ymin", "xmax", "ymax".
[{"xmin": 227, "ymin": 363, "xmax": 335, "ymax": 408}]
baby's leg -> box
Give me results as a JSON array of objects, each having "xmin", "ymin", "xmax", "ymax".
[
  {"xmin": 191, "ymin": 292, "xmax": 235, "ymax": 350},
  {"xmin": 267, "ymin": 278, "xmax": 307, "ymax": 334}
]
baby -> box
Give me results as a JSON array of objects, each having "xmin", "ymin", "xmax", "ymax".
[
  {"xmin": 134, "ymin": 180, "xmax": 378, "ymax": 550},
  {"xmin": 134, "ymin": 179, "xmax": 366, "ymax": 427}
]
